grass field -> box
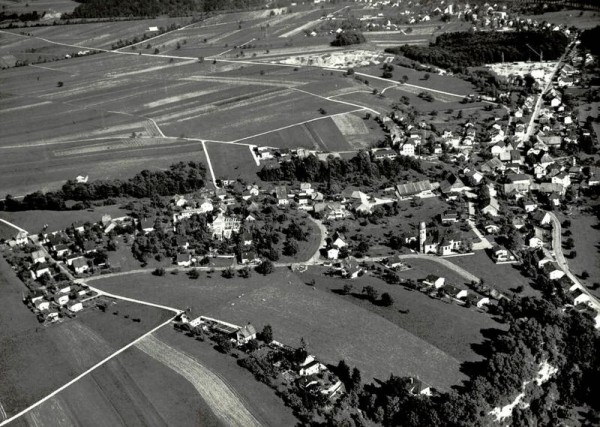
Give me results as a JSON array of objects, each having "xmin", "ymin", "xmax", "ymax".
[
  {"xmin": 450, "ymin": 251, "xmax": 540, "ymax": 298},
  {"xmin": 93, "ymin": 268, "xmax": 468, "ymax": 389},
  {"xmin": 299, "ymin": 266, "xmax": 504, "ymax": 364},
  {"xmin": 0, "ymin": 0, "xmax": 78, "ymax": 14},
  {"xmin": 557, "ymin": 210, "xmax": 600, "ymax": 298},
  {"xmin": 0, "ymin": 220, "xmax": 20, "ymax": 241},
  {"xmin": 0, "ymin": 205, "xmax": 127, "ymax": 234},
  {"xmin": 205, "ymin": 142, "xmax": 261, "ymax": 183}
]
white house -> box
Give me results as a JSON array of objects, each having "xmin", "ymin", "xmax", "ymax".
[
  {"xmin": 68, "ymin": 301, "xmax": 83, "ymax": 312},
  {"xmin": 423, "ymin": 275, "xmax": 445, "ymax": 289}
]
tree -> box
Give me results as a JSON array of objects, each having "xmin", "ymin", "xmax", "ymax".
[
  {"xmin": 57, "ymin": 81, "xmax": 63, "ymax": 87},
  {"xmin": 423, "ymin": 73, "xmax": 430, "ymax": 80},
  {"xmin": 238, "ymin": 267, "xmax": 251, "ymax": 278},
  {"xmin": 331, "ymin": 30, "xmax": 366, "ymax": 47},
  {"xmin": 380, "ymin": 292, "xmax": 394, "ymax": 307},
  {"xmin": 216, "ymin": 335, "xmax": 233, "ymax": 354},
  {"xmin": 221, "ymin": 267, "xmax": 235, "ymax": 278},
  {"xmin": 283, "ymin": 239, "xmax": 298, "ymax": 256},
  {"xmin": 152, "ymin": 267, "xmax": 165, "ymax": 276},
  {"xmin": 581, "ymin": 271, "xmax": 589, "ymax": 280},
  {"xmin": 362, "ymin": 285, "xmax": 379, "ymax": 302},
  {"xmin": 256, "ymin": 259, "xmax": 274, "ymax": 275},
  {"xmin": 342, "ymin": 283, "xmax": 353, "ymax": 295},
  {"xmin": 188, "ymin": 268, "xmax": 199, "ymax": 279},
  {"xmin": 401, "ymin": 75, "xmax": 409, "ymax": 84},
  {"xmin": 259, "ymin": 324, "xmax": 273, "ymax": 343}
]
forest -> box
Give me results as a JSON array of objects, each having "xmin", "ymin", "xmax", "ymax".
[
  {"xmin": 0, "ymin": 161, "xmax": 206, "ymax": 211},
  {"xmin": 65, "ymin": 0, "xmax": 266, "ymax": 18},
  {"xmin": 386, "ymin": 31, "xmax": 569, "ymax": 72},
  {"xmin": 257, "ymin": 152, "xmax": 424, "ymax": 186}
]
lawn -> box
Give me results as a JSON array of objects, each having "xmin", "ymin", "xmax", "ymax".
[
  {"xmin": 305, "ymin": 117, "xmax": 353, "ymax": 152},
  {"xmin": 93, "ymin": 268, "xmax": 467, "ymax": 390},
  {"xmin": 0, "ymin": 221, "xmax": 20, "ymax": 241}
]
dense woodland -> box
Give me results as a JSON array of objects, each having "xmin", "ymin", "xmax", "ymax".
[
  {"xmin": 65, "ymin": 0, "xmax": 266, "ymax": 18},
  {"xmin": 580, "ymin": 25, "xmax": 600, "ymax": 56},
  {"xmin": 386, "ymin": 31, "xmax": 569, "ymax": 72},
  {"xmin": 258, "ymin": 153, "xmax": 424, "ymax": 186},
  {"xmin": 0, "ymin": 161, "xmax": 206, "ymax": 211}
]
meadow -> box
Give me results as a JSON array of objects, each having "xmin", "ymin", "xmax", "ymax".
[{"xmin": 93, "ymin": 267, "xmax": 469, "ymax": 390}]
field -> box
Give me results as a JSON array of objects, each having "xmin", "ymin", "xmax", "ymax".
[
  {"xmin": 556, "ymin": 210, "xmax": 600, "ymax": 298},
  {"xmin": 0, "ymin": 0, "xmax": 78, "ymax": 14},
  {"xmin": 93, "ymin": 267, "xmax": 470, "ymax": 390},
  {"xmin": 0, "ymin": 205, "xmax": 127, "ymax": 234},
  {"xmin": 450, "ymin": 251, "xmax": 540, "ymax": 298},
  {"xmin": 0, "ymin": 220, "xmax": 20, "ymax": 241},
  {"xmin": 0, "ymin": 254, "xmax": 174, "ymax": 419},
  {"xmin": 205, "ymin": 142, "xmax": 261, "ymax": 184},
  {"xmin": 299, "ymin": 266, "xmax": 504, "ymax": 364},
  {"xmin": 0, "ymin": 1, "xmax": 499, "ymax": 199}
]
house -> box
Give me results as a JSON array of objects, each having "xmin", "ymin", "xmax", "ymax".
[
  {"xmin": 209, "ymin": 212, "xmax": 241, "ymax": 240},
  {"xmin": 15, "ymin": 230, "xmax": 29, "ymax": 245},
  {"xmin": 332, "ymin": 232, "xmax": 346, "ymax": 248},
  {"xmin": 481, "ymin": 198, "xmax": 500, "ymax": 217},
  {"xmin": 485, "ymin": 223, "xmax": 501, "ymax": 234},
  {"xmin": 342, "ymin": 258, "xmax": 363, "ymax": 279},
  {"xmin": 33, "ymin": 263, "xmax": 52, "ymax": 279},
  {"xmin": 372, "ymin": 148, "xmax": 398, "ymax": 160},
  {"xmin": 406, "ymin": 378, "xmax": 432, "ymax": 396},
  {"xmin": 544, "ymin": 262, "xmax": 565, "ymax": 280},
  {"xmin": 175, "ymin": 253, "xmax": 191, "ymax": 267},
  {"xmin": 423, "ymin": 275, "xmax": 445, "ymax": 289},
  {"xmin": 172, "ymin": 194, "xmax": 187, "ymax": 207},
  {"xmin": 54, "ymin": 293, "xmax": 69, "ymax": 306},
  {"xmin": 551, "ymin": 172, "xmax": 571, "ymax": 188},
  {"xmin": 440, "ymin": 174, "xmax": 470, "ymax": 199},
  {"xmin": 71, "ymin": 258, "xmax": 89, "ymax": 274},
  {"xmin": 522, "ymin": 199, "xmax": 538, "ymax": 213},
  {"xmin": 68, "ymin": 301, "xmax": 83, "ymax": 312},
  {"xmin": 34, "ymin": 299, "xmax": 50, "ymax": 311},
  {"xmin": 31, "ymin": 250, "xmax": 46, "ymax": 264},
  {"xmin": 44, "ymin": 309, "xmax": 60, "ymax": 322},
  {"xmin": 235, "ymin": 324, "xmax": 257, "ymax": 345},
  {"xmin": 441, "ymin": 210, "xmax": 459, "ymax": 223},
  {"xmin": 444, "ymin": 285, "xmax": 468, "ymax": 300},
  {"xmin": 327, "ymin": 248, "xmax": 339, "ymax": 260},
  {"xmin": 571, "ymin": 288, "xmax": 591, "ymax": 306},
  {"xmin": 531, "ymin": 211, "xmax": 552, "ymax": 226},
  {"xmin": 275, "ymin": 186, "xmax": 289, "ymax": 206},
  {"xmin": 239, "ymin": 250, "xmax": 260, "ymax": 265},
  {"xmin": 54, "ymin": 244, "xmax": 71, "ymax": 257},
  {"xmin": 298, "ymin": 355, "xmax": 326, "ymax": 377},
  {"xmin": 549, "ymin": 193, "xmax": 561, "ymax": 207},
  {"xmin": 528, "ymin": 227, "xmax": 545, "ymax": 248},
  {"xmin": 491, "ymin": 245, "xmax": 515, "ymax": 263},
  {"xmin": 400, "ymin": 141, "xmax": 416, "ymax": 157},
  {"xmin": 481, "ymin": 158, "xmax": 505, "ymax": 174},
  {"xmin": 241, "ymin": 231, "xmax": 253, "ymax": 247},
  {"xmin": 82, "ymin": 240, "xmax": 97, "ymax": 254},
  {"xmin": 385, "ymin": 255, "xmax": 405, "ymax": 269}
]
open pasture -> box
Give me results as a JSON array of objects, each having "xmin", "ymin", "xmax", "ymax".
[{"xmin": 93, "ymin": 268, "xmax": 467, "ymax": 390}]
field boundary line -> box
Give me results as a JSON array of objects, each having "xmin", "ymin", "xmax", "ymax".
[
  {"xmin": 0, "ymin": 219, "xmax": 27, "ymax": 234},
  {"xmin": 227, "ymin": 108, "xmax": 365, "ymax": 144},
  {"xmin": 84, "ymin": 284, "xmax": 183, "ymax": 313},
  {"xmin": 202, "ymin": 141, "xmax": 219, "ymax": 187},
  {"xmin": 0, "ymin": 315, "xmax": 178, "ymax": 427},
  {"xmin": 290, "ymin": 87, "xmax": 379, "ymax": 115}
]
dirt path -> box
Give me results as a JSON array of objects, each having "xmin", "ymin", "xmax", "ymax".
[{"xmin": 135, "ymin": 334, "xmax": 262, "ymax": 427}]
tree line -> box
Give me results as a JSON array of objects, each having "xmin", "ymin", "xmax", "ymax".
[
  {"xmin": 386, "ymin": 30, "xmax": 569, "ymax": 72},
  {"xmin": 0, "ymin": 161, "xmax": 206, "ymax": 211},
  {"xmin": 257, "ymin": 152, "xmax": 424, "ymax": 186},
  {"xmin": 65, "ymin": 0, "xmax": 266, "ymax": 18}
]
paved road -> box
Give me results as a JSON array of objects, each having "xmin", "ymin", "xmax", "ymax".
[
  {"xmin": 548, "ymin": 213, "xmax": 600, "ymax": 312},
  {"xmin": 467, "ymin": 202, "xmax": 492, "ymax": 250}
]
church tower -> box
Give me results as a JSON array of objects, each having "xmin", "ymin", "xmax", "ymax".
[{"xmin": 419, "ymin": 222, "xmax": 427, "ymax": 253}]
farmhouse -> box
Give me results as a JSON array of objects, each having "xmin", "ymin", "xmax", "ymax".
[
  {"xmin": 275, "ymin": 186, "xmax": 289, "ymax": 205},
  {"xmin": 176, "ymin": 253, "xmax": 192, "ymax": 267},
  {"xmin": 31, "ymin": 250, "xmax": 46, "ymax": 264},
  {"xmin": 298, "ymin": 355, "xmax": 327, "ymax": 377},
  {"xmin": 395, "ymin": 180, "xmax": 435, "ymax": 199},
  {"xmin": 235, "ymin": 324, "xmax": 257, "ymax": 345},
  {"xmin": 422, "ymin": 275, "xmax": 445, "ymax": 288}
]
